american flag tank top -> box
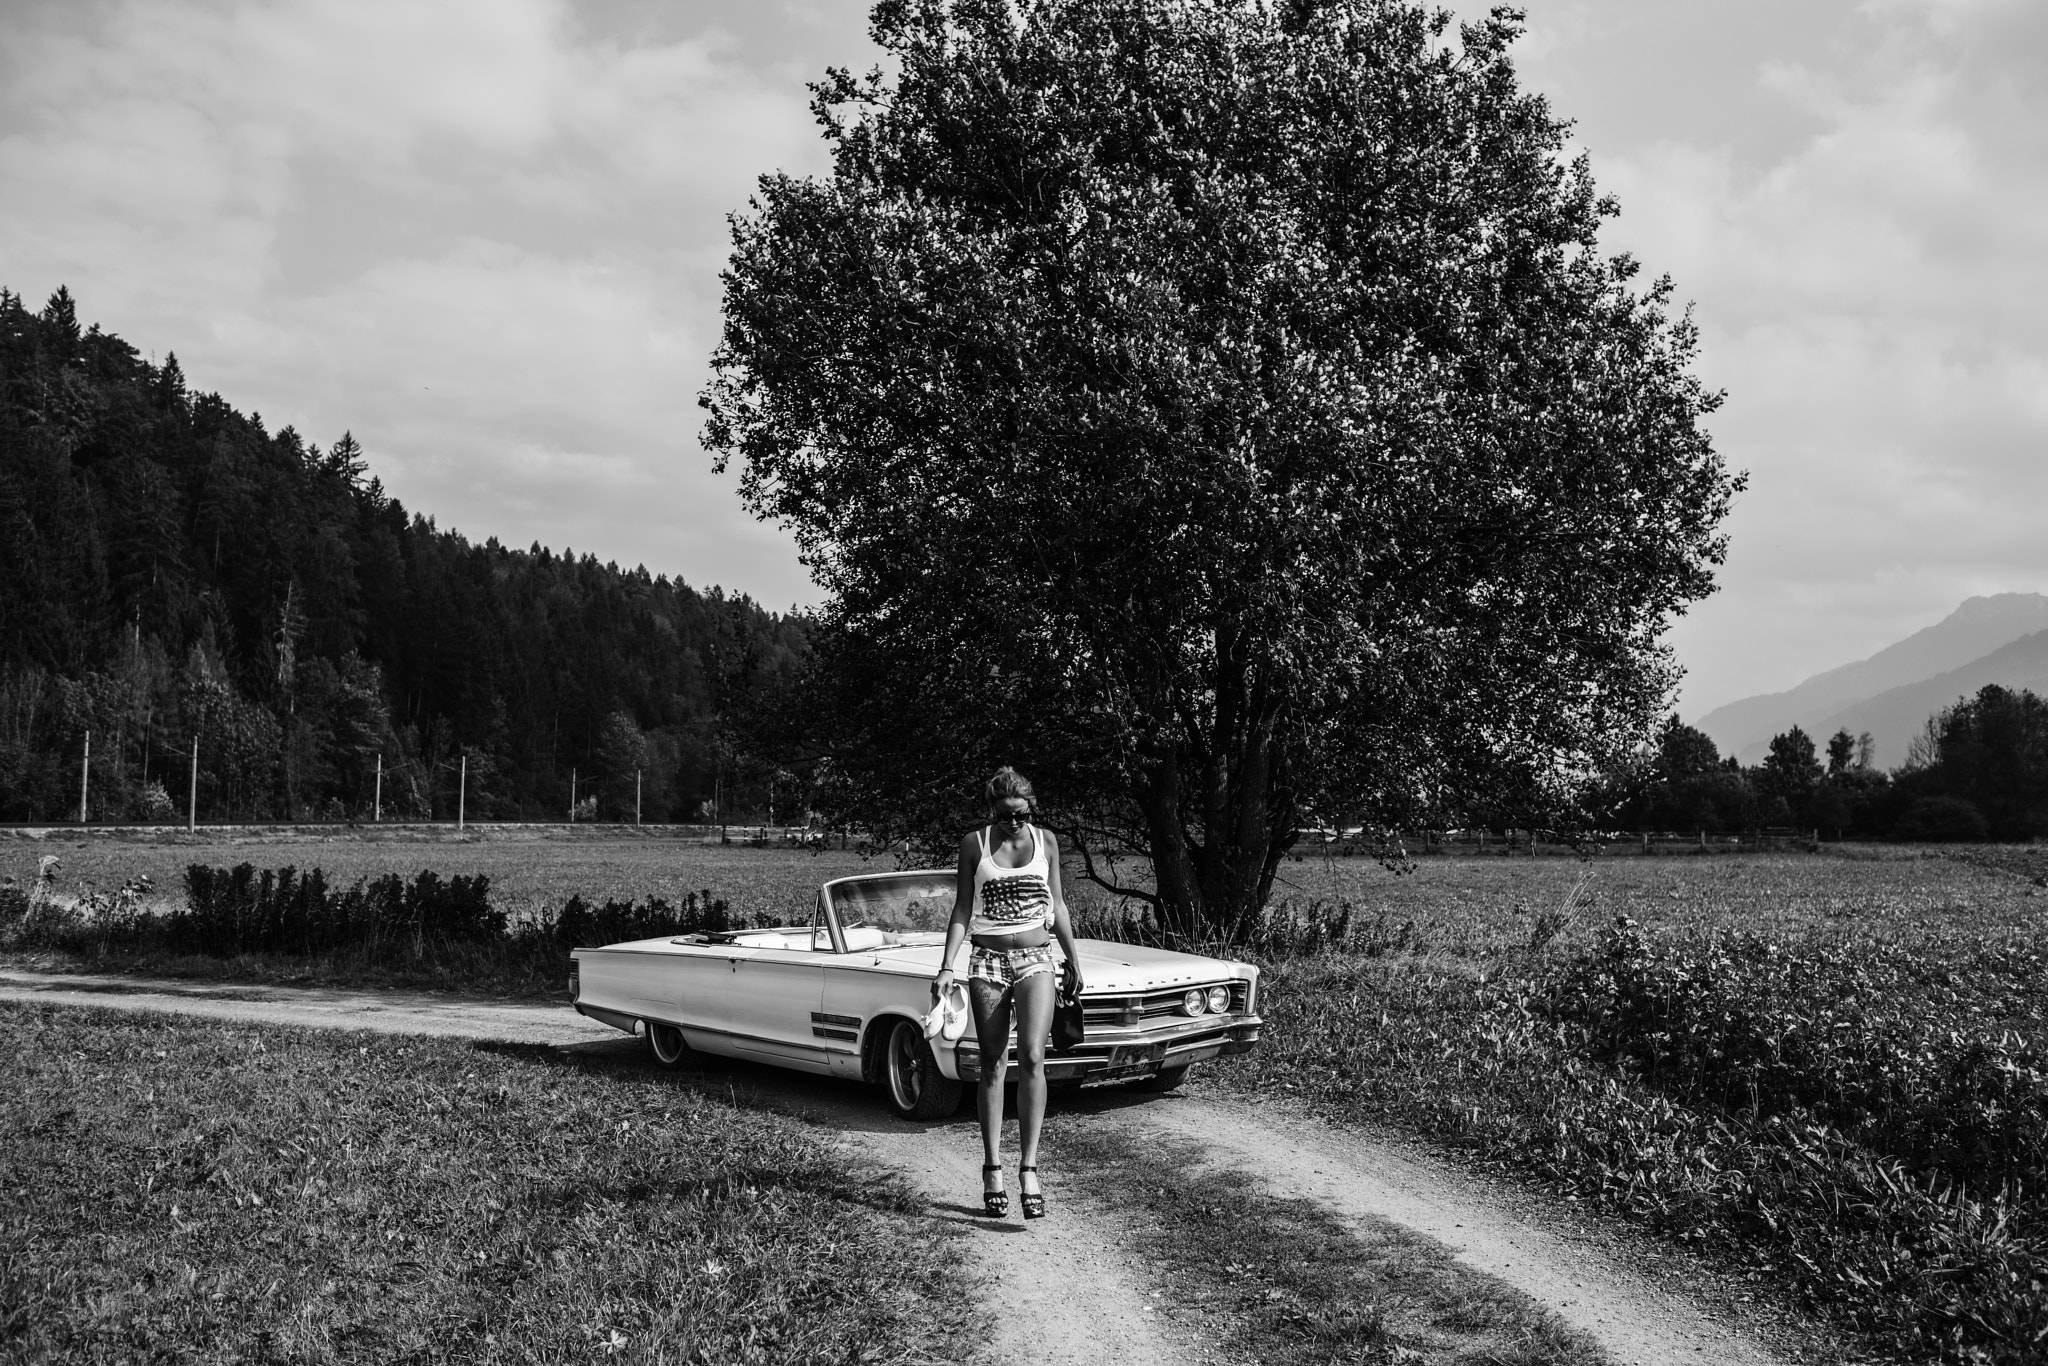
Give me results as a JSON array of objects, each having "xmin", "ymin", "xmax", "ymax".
[{"xmin": 969, "ymin": 825, "xmax": 1053, "ymax": 934}]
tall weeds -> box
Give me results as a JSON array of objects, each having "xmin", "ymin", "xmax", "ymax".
[
  {"xmin": 0, "ymin": 862, "xmax": 749, "ymax": 992},
  {"xmin": 1231, "ymin": 907, "xmax": 2048, "ymax": 1364}
]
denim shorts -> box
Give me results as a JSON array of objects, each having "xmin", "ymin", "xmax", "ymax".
[{"xmin": 968, "ymin": 942, "xmax": 1058, "ymax": 987}]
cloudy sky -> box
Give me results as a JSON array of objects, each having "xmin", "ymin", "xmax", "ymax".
[{"xmin": 3, "ymin": 0, "xmax": 2043, "ymax": 717}]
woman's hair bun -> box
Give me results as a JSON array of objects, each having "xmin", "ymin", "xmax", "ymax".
[{"xmin": 984, "ymin": 766, "xmax": 1035, "ymax": 804}]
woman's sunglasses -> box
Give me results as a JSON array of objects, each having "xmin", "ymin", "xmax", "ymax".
[{"xmin": 994, "ymin": 808, "xmax": 1032, "ymax": 825}]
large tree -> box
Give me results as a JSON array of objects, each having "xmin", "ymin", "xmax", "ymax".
[{"xmin": 703, "ymin": 0, "xmax": 1739, "ymax": 935}]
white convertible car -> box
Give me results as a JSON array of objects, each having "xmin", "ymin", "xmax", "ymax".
[{"xmin": 568, "ymin": 869, "xmax": 1264, "ymax": 1117}]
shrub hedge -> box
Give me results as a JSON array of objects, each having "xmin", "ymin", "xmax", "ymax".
[{"xmin": 0, "ymin": 863, "xmax": 757, "ymax": 991}]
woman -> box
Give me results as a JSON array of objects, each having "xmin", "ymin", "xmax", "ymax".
[{"xmin": 932, "ymin": 767, "xmax": 1083, "ymax": 1219}]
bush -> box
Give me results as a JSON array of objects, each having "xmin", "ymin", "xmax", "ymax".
[
  {"xmin": 175, "ymin": 864, "xmax": 501, "ymax": 957},
  {"xmin": 540, "ymin": 889, "xmax": 743, "ymax": 948},
  {"xmin": 1891, "ymin": 795, "xmax": 1990, "ymax": 843},
  {"xmin": 1, "ymin": 861, "xmax": 756, "ymax": 993}
]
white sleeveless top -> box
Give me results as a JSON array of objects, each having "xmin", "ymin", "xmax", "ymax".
[{"xmin": 969, "ymin": 824, "xmax": 1054, "ymax": 937}]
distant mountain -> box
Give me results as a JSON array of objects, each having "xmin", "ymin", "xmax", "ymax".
[
  {"xmin": 1696, "ymin": 593, "xmax": 2048, "ymax": 763},
  {"xmin": 1812, "ymin": 628, "xmax": 2048, "ymax": 769}
]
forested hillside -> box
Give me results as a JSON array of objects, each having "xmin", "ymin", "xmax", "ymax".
[{"xmin": 0, "ymin": 287, "xmax": 810, "ymax": 823}]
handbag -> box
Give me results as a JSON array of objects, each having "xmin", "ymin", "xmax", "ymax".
[{"xmin": 1050, "ymin": 988, "xmax": 1085, "ymax": 1054}]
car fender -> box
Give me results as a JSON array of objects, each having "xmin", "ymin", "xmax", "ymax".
[{"xmin": 860, "ymin": 1009, "xmax": 947, "ymax": 1084}]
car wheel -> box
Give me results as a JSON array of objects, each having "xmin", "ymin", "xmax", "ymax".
[
  {"xmin": 883, "ymin": 1018, "xmax": 963, "ymax": 1120},
  {"xmin": 647, "ymin": 1020, "xmax": 692, "ymax": 1068},
  {"xmin": 1129, "ymin": 1063, "xmax": 1191, "ymax": 1093}
]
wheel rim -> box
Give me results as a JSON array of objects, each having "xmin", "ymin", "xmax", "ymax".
[
  {"xmin": 649, "ymin": 1022, "xmax": 684, "ymax": 1065},
  {"xmin": 888, "ymin": 1022, "xmax": 923, "ymax": 1110}
]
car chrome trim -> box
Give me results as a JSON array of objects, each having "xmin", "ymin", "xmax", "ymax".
[
  {"xmin": 811, "ymin": 1026, "xmax": 858, "ymax": 1041},
  {"xmin": 811, "ymin": 1011, "xmax": 861, "ymax": 1028},
  {"xmin": 954, "ymin": 1018, "xmax": 1261, "ymax": 1080}
]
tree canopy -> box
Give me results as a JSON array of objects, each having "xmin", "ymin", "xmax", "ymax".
[{"xmin": 703, "ymin": 0, "xmax": 1738, "ymax": 933}]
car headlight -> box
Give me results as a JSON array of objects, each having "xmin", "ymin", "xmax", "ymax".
[
  {"xmin": 1206, "ymin": 984, "xmax": 1231, "ymax": 1014},
  {"xmin": 1181, "ymin": 988, "xmax": 1208, "ymax": 1016}
]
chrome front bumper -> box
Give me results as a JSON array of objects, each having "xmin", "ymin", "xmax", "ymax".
[{"xmin": 952, "ymin": 1014, "xmax": 1263, "ymax": 1083}]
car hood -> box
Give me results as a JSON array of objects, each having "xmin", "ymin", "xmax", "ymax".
[{"xmin": 1068, "ymin": 938, "xmax": 1252, "ymax": 991}]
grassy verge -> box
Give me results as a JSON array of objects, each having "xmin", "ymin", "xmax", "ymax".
[
  {"xmin": 1044, "ymin": 1122, "xmax": 1608, "ymax": 1366},
  {"xmin": 1207, "ymin": 860, "xmax": 2048, "ymax": 1366},
  {"xmin": 0, "ymin": 865, "xmax": 763, "ymax": 997},
  {"xmin": 0, "ymin": 941, "xmax": 568, "ymax": 997},
  {"xmin": 0, "ymin": 1002, "xmax": 974, "ymax": 1364}
]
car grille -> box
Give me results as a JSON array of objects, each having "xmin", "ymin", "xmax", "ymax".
[{"xmin": 1081, "ymin": 980, "xmax": 1250, "ymax": 1028}]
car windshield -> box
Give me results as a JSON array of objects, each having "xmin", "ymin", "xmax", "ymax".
[{"xmin": 826, "ymin": 872, "xmax": 955, "ymax": 935}]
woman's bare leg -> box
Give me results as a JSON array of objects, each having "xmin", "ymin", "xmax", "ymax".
[
  {"xmin": 968, "ymin": 977, "xmax": 1013, "ymax": 1173},
  {"xmin": 1009, "ymin": 970, "xmax": 1057, "ymax": 1187}
]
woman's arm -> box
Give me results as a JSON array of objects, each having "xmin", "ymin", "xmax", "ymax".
[
  {"xmin": 932, "ymin": 831, "xmax": 977, "ymax": 1002},
  {"xmin": 1045, "ymin": 830, "xmax": 1084, "ymax": 997}
]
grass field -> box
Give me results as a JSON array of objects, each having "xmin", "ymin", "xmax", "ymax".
[
  {"xmin": 1264, "ymin": 842, "xmax": 2047, "ymax": 953},
  {"xmin": 0, "ymin": 1001, "xmax": 970, "ymax": 1364},
  {"xmin": 0, "ymin": 826, "xmax": 880, "ymax": 924}
]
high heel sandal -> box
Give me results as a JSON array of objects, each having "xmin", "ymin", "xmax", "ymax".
[
  {"xmin": 1019, "ymin": 1165, "xmax": 1045, "ymax": 1220},
  {"xmin": 981, "ymin": 1164, "xmax": 1009, "ymax": 1218}
]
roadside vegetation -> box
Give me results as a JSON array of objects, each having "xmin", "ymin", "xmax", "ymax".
[
  {"xmin": 1199, "ymin": 850, "xmax": 2048, "ymax": 1366},
  {"xmin": 0, "ymin": 834, "xmax": 874, "ymax": 992},
  {"xmin": 0, "ymin": 1002, "xmax": 970, "ymax": 1364},
  {"xmin": 0, "ymin": 830, "xmax": 872, "ymax": 923},
  {"xmin": 0, "ymin": 861, "xmax": 765, "ymax": 995}
]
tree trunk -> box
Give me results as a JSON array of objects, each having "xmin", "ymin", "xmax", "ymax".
[
  {"xmin": 1134, "ymin": 734, "xmax": 1204, "ymax": 939},
  {"xmin": 1134, "ymin": 638, "xmax": 1299, "ymax": 943}
]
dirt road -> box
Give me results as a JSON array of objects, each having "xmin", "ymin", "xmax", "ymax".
[{"xmin": 1, "ymin": 969, "xmax": 1791, "ymax": 1366}]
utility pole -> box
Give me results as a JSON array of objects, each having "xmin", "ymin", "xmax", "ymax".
[
  {"xmin": 188, "ymin": 736, "xmax": 198, "ymax": 832},
  {"xmin": 569, "ymin": 768, "xmax": 577, "ymax": 823},
  {"xmin": 373, "ymin": 753, "xmax": 382, "ymax": 823},
  {"xmin": 458, "ymin": 754, "xmax": 467, "ymax": 830},
  {"xmin": 79, "ymin": 731, "xmax": 91, "ymax": 823},
  {"xmin": 636, "ymin": 769, "xmax": 642, "ymax": 826}
]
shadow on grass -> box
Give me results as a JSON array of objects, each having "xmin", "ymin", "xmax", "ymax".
[{"xmin": 474, "ymin": 1029, "xmax": 1172, "ymax": 1137}]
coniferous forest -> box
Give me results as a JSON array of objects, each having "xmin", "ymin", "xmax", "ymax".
[{"xmin": 0, "ymin": 286, "xmax": 810, "ymax": 824}]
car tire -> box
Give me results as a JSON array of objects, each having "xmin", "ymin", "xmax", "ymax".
[
  {"xmin": 882, "ymin": 1017, "xmax": 963, "ymax": 1120},
  {"xmin": 1129, "ymin": 1063, "xmax": 1192, "ymax": 1093},
  {"xmin": 646, "ymin": 1020, "xmax": 692, "ymax": 1068}
]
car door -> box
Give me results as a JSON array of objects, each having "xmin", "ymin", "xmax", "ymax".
[
  {"xmin": 723, "ymin": 945, "xmax": 831, "ymax": 1072},
  {"xmin": 611, "ymin": 941, "xmax": 739, "ymax": 1056}
]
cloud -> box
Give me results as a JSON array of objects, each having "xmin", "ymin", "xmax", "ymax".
[
  {"xmin": 0, "ymin": 0, "xmax": 864, "ymax": 606},
  {"xmin": 1459, "ymin": 1, "xmax": 2048, "ymax": 715}
]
